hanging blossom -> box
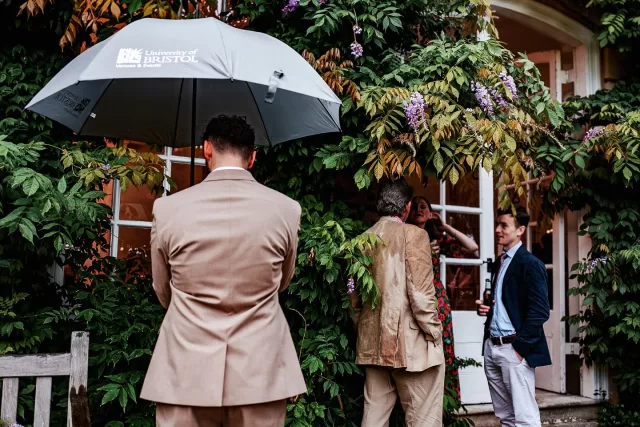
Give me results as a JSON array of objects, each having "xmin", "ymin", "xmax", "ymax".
[
  {"xmin": 499, "ymin": 72, "xmax": 518, "ymax": 100},
  {"xmin": 583, "ymin": 126, "xmax": 604, "ymax": 143},
  {"xmin": 346, "ymin": 277, "xmax": 355, "ymax": 294},
  {"xmin": 490, "ymin": 88, "xmax": 507, "ymax": 108},
  {"xmin": 353, "ymin": 24, "xmax": 362, "ymax": 34},
  {"xmin": 350, "ymin": 41, "xmax": 363, "ymax": 58},
  {"xmin": 282, "ymin": 0, "xmax": 299, "ymax": 14},
  {"xmin": 403, "ymin": 92, "xmax": 426, "ymax": 132},
  {"xmin": 586, "ymin": 257, "xmax": 608, "ymax": 274},
  {"xmin": 471, "ymin": 81, "xmax": 494, "ymax": 115}
]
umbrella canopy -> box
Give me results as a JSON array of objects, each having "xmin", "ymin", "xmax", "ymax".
[{"xmin": 25, "ymin": 17, "xmax": 342, "ymax": 148}]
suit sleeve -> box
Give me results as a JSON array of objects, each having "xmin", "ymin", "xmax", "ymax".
[
  {"xmin": 405, "ymin": 227, "xmax": 442, "ymax": 342},
  {"xmin": 150, "ymin": 202, "xmax": 171, "ymax": 309},
  {"xmin": 279, "ymin": 202, "xmax": 301, "ymax": 292},
  {"xmin": 512, "ymin": 258, "xmax": 551, "ymax": 357}
]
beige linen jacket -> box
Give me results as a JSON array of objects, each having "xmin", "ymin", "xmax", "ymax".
[
  {"xmin": 350, "ymin": 217, "xmax": 444, "ymax": 372},
  {"xmin": 140, "ymin": 169, "xmax": 307, "ymax": 407}
]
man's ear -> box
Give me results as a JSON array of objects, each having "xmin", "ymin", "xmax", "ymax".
[
  {"xmin": 247, "ymin": 150, "xmax": 257, "ymax": 169},
  {"xmin": 203, "ymin": 139, "xmax": 213, "ymax": 161}
]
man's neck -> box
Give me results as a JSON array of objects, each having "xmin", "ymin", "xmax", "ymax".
[
  {"xmin": 208, "ymin": 159, "xmax": 248, "ymax": 171},
  {"xmin": 503, "ymin": 239, "xmax": 522, "ymax": 251}
]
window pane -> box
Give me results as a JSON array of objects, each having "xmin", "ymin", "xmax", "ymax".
[
  {"xmin": 407, "ymin": 173, "xmax": 440, "ymax": 204},
  {"xmin": 446, "ymin": 265, "xmax": 480, "ymax": 311},
  {"xmin": 444, "ymin": 213, "xmax": 480, "ymax": 259},
  {"xmin": 446, "ymin": 172, "xmax": 479, "ymax": 207},
  {"xmin": 116, "ymin": 227, "xmax": 151, "ymax": 260},
  {"xmin": 119, "ymin": 184, "xmax": 159, "ymax": 222},
  {"xmin": 171, "ymin": 164, "xmax": 208, "ymax": 193},
  {"xmin": 531, "ymin": 224, "xmax": 553, "ymax": 265},
  {"xmin": 172, "ymin": 146, "xmax": 205, "ymax": 159}
]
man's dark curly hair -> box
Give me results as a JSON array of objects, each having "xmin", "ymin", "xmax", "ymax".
[{"xmin": 201, "ymin": 115, "xmax": 255, "ymax": 159}]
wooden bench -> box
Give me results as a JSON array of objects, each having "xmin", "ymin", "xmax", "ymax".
[{"xmin": 0, "ymin": 331, "xmax": 90, "ymax": 427}]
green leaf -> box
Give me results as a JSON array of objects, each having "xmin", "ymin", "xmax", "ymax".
[
  {"xmin": 57, "ymin": 177, "xmax": 67, "ymax": 193},
  {"xmin": 101, "ymin": 388, "xmax": 120, "ymax": 406},
  {"xmin": 434, "ymin": 151, "xmax": 444, "ymax": 172},
  {"xmin": 22, "ymin": 178, "xmax": 39, "ymax": 196},
  {"xmin": 19, "ymin": 223, "xmax": 34, "ymax": 244},
  {"xmin": 575, "ymin": 156, "xmax": 586, "ymax": 169},
  {"xmin": 623, "ymin": 167, "xmax": 632, "ymax": 181}
]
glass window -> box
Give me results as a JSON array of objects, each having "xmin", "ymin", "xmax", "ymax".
[
  {"xmin": 446, "ymin": 171, "xmax": 479, "ymax": 207},
  {"xmin": 447, "ymin": 265, "xmax": 480, "ymax": 310},
  {"xmin": 119, "ymin": 184, "xmax": 159, "ymax": 222}
]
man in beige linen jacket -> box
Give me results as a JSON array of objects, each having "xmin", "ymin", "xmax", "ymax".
[
  {"xmin": 140, "ymin": 115, "xmax": 306, "ymax": 427},
  {"xmin": 350, "ymin": 180, "xmax": 445, "ymax": 427}
]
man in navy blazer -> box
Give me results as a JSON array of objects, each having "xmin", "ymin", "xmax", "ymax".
[{"xmin": 477, "ymin": 204, "xmax": 550, "ymax": 427}]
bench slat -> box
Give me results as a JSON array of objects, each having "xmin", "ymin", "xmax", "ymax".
[
  {"xmin": 0, "ymin": 354, "xmax": 70, "ymax": 377},
  {"xmin": 1, "ymin": 377, "xmax": 19, "ymax": 423},
  {"xmin": 34, "ymin": 376, "xmax": 53, "ymax": 427}
]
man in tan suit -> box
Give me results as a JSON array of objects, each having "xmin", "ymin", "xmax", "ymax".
[
  {"xmin": 350, "ymin": 180, "xmax": 445, "ymax": 427},
  {"xmin": 140, "ymin": 115, "xmax": 307, "ymax": 426}
]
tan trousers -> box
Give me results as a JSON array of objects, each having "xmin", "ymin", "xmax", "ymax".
[
  {"xmin": 156, "ymin": 399, "xmax": 286, "ymax": 427},
  {"xmin": 361, "ymin": 364, "xmax": 445, "ymax": 427}
]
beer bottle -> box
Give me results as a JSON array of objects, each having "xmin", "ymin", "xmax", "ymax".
[{"xmin": 477, "ymin": 278, "xmax": 493, "ymax": 316}]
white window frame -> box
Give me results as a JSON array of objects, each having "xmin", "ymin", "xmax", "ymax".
[
  {"xmin": 433, "ymin": 169, "xmax": 494, "ymax": 299},
  {"xmin": 109, "ymin": 147, "xmax": 206, "ymax": 257}
]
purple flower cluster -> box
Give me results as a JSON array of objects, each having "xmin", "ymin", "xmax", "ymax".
[
  {"xmin": 499, "ymin": 72, "xmax": 518, "ymax": 100},
  {"xmin": 586, "ymin": 257, "xmax": 608, "ymax": 274},
  {"xmin": 316, "ymin": 0, "xmax": 326, "ymax": 4},
  {"xmin": 282, "ymin": 0, "xmax": 299, "ymax": 14},
  {"xmin": 350, "ymin": 41, "xmax": 363, "ymax": 58},
  {"xmin": 403, "ymin": 92, "xmax": 426, "ymax": 132},
  {"xmin": 353, "ymin": 24, "xmax": 362, "ymax": 35},
  {"xmin": 347, "ymin": 277, "xmax": 355, "ymax": 294},
  {"xmin": 583, "ymin": 126, "xmax": 604, "ymax": 143},
  {"xmin": 471, "ymin": 81, "xmax": 494, "ymax": 115},
  {"xmin": 490, "ymin": 88, "xmax": 507, "ymax": 108}
]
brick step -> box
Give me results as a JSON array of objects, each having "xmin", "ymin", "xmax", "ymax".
[{"xmin": 456, "ymin": 391, "xmax": 600, "ymax": 427}]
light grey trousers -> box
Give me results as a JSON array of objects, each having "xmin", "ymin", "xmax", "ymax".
[{"xmin": 484, "ymin": 339, "xmax": 541, "ymax": 427}]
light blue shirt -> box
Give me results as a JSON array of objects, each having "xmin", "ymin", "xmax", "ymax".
[{"xmin": 490, "ymin": 241, "xmax": 521, "ymax": 337}]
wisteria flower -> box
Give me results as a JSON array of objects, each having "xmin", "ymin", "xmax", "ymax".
[
  {"xmin": 315, "ymin": 0, "xmax": 326, "ymax": 4},
  {"xmin": 586, "ymin": 257, "xmax": 608, "ymax": 274},
  {"xmin": 499, "ymin": 72, "xmax": 518, "ymax": 100},
  {"xmin": 583, "ymin": 126, "xmax": 604, "ymax": 143},
  {"xmin": 282, "ymin": 0, "xmax": 299, "ymax": 14},
  {"xmin": 403, "ymin": 92, "xmax": 426, "ymax": 132},
  {"xmin": 471, "ymin": 81, "xmax": 493, "ymax": 115},
  {"xmin": 350, "ymin": 41, "xmax": 363, "ymax": 58},
  {"xmin": 490, "ymin": 88, "xmax": 507, "ymax": 108},
  {"xmin": 346, "ymin": 277, "xmax": 355, "ymax": 294},
  {"xmin": 353, "ymin": 24, "xmax": 362, "ymax": 35}
]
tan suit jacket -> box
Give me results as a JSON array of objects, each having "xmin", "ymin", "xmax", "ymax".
[
  {"xmin": 350, "ymin": 217, "xmax": 444, "ymax": 372},
  {"xmin": 140, "ymin": 169, "xmax": 307, "ymax": 407}
]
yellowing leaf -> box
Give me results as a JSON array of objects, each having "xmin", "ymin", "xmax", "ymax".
[{"xmin": 449, "ymin": 167, "xmax": 460, "ymax": 185}]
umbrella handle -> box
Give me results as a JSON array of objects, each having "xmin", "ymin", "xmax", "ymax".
[{"xmin": 265, "ymin": 70, "xmax": 284, "ymax": 104}]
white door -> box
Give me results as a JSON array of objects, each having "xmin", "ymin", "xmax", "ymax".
[
  {"xmin": 408, "ymin": 169, "xmax": 495, "ymax": 404},
  {"xmin": 525, "ymin": 50, "xmax": 572, "ymax": 394}
]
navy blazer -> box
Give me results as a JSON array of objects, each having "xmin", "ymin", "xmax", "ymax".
[{"xmin": 482, "ymin": 245, "xmax": 552, "ymax": 368}]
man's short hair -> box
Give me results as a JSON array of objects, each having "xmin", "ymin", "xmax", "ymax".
[
  {"xmin": 202, "ymin": 115, "xmax": 255, "ymax": 159},
  {"xmin": 497, "ymin": 204, "xmax": 530, "ymax": 228},
  {"xmin": 376, "ymin": 179, "xmax": 413, "ymax": 217}
]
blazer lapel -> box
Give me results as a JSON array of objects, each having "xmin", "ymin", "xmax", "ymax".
[{"xmin": 501, "ymin": 245, "xmax": 527, "ymax": 292}]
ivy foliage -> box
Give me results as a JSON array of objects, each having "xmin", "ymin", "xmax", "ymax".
[{"xmin": 538, "ymin": 83, "xmax": 640, "ymax": 409}]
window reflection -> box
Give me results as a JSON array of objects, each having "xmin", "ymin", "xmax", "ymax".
[{"xmin": 447, "ymin": 265, "xmax": 480, "ymax": 310}]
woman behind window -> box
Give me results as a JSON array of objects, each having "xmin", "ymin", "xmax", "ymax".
[{"xmin": 407, "ymin": 196, "xmax": 479, "ymax": 400}]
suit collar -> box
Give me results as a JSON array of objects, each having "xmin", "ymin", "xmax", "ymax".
[{"xmin": 204, "ymin": 169, "xmax": 256, "ymax": 183}]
